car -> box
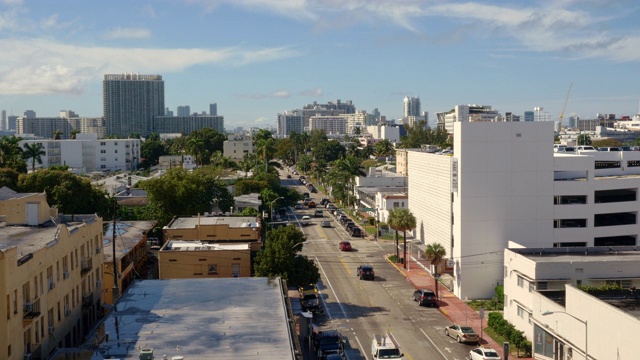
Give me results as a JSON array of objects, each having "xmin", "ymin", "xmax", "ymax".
[
  {"xmin": 344, "ymin": 221, "xmax": 355, "ymax": 230},
  {"xmin": 303, "ymin": 192, "xmax": 310, "ymax": 198},
  {"xmin": 308, "ymin": 201, "xmax": 317, "ymax": 208},
  {"xmin": 469, "ymin": 347, "xmax": 501, "ymax": 360},
  {"xmin": 349, "ymin": 227, "xmax": 362, "ymax": 237},
  {"xmin": 338, "ymin": 215, "xmax": 348, "ymax": 224},
  {"xmin": 286, "ymin": 174, "xmax": 292, "ymax": 179},
  {"xmin": 321, "ymin": 220, "xmax": 331, "ymax": 228},
  {"xmin": 324, "ymin": 354, "xmax": 344, "ymax": 360},
  {"xmin": 444, "ymin": 324, "xmax": 480, "ymax": 344},
  {"xmin": 293, "ymin": 170, "xmax": 299, "ymax": 175},
  {"xmin": 315, "ymin": 209, "xmax": 324, "ymax": 217},
  {"xmin": 313, "ymin": 329, "xmax": 344, "ymax": 359},
  {"xmin": 301, "ymin": 216, "xmax": 311, "ymax": 226},
  {"xmin": 414, "ymin": 288, "xmax": 438, "ymax": 307},
  {"xmin": 299, "ymin": 175, "xmax": 306, "ymax": 180},
  {"xmin": 310, "ymin": 186, "xmax": 317, "ymax": 193},
  {"xmin": 294, "ymin": 204, "xmax": 303, "ymax": 210},
  {"xmin": 319, "ymin": 198, "xmax": 329, "ymax": 205},
  {"xmin": 339, "ymin": 241, "xmax": 352, "ymax": 251},
  {"xmin": 326, "ymin": 203, "xmax": 336, "ymax": 210},
  {"xmin": 356, "ymin": 265, "xmax": 375, "ymax": 280}
]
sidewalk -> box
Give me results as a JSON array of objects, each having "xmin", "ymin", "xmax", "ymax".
[{"xmin": 386, "ymin": 252, "xmax": 533, "ymax": 360}]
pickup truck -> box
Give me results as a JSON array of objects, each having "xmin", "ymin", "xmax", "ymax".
[{"xmin": 371, "ymin": 332, "xmax": 404, "ymax": 359}]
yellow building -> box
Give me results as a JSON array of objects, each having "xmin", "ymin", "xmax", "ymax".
[
  {"xmin": 0, "ymin": 187, "xmax": 104, "ymax": 360},
  {"xmin": 159, "ymin": 215, "xmax": 262, "ymax": 279},
  {"xmin": 102, "ymin": 220, "xmax": 156, "ymax": 304}
]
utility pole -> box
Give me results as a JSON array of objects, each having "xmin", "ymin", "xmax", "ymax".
[{"xmin": 111, "ymin": 201, "xmax": 120, "ymax": 303}]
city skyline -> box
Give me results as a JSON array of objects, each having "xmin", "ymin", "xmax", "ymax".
[{"xmin": 0, "ymin": 1, "xmax": 639, "ymax": 129}]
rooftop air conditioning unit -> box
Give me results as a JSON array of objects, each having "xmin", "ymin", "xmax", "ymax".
[{"xmin": 139, "ymin": 348, "xmax": 154, "ymax": 360}]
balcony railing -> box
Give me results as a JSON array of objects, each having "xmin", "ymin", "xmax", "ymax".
[
  {"xmin": 81, "ymin": 258, "xmax": 93, "ymax": 274},
  {"xmin": 23, "ymin": 298, "xmax": 41, "ymax": 321}
]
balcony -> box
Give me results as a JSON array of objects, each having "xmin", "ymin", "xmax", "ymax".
[
  {"xmin": 82, "ymin": 293, "xmax": 93, "ymax": 307},
  {"xmin": 81, "ymin": 258, "xmax": 93, "ymax": 275},
  {"xmin": 23, "ymin": 298, "xmax": 41, "ymax": 322}
]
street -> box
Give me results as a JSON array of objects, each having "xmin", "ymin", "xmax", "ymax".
[{"xmin": 281, "ymin": 175, "xmax": 478, "ymax": 360}]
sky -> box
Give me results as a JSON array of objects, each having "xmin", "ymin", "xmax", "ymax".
[{"xmin": 1, "ymin": 0, "xmax": 640, "ymax": 129}]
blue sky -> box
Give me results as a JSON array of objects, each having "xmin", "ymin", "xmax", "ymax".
[{"xmin": 1, "ymin": 0, "xmax": 639, "ymax": 129}]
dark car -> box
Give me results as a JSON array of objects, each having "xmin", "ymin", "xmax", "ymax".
[
  {"xmin": 310, "ymin": 186, "xmax": 317, "ymax": 193},
  {"xmin": 314, "ymin": 209, "xmax": 324, "ymax": 217},
  {"xmin": 313, "ymin": 329, "xmax": 344, "ymax": 359},
  {"xmin": 357, "ymin": 265, "xmax": 375, "ymax": 280},
  {"xmin": 344, "ymin": 221, "xmax": 355, "ymax": 230},
  {"xmin": 320, "ymin": 198, "xmax": 329, "ymax": 205},
  {"xmin": 350, "ymin": 227, "xmax": 362, "ymax": 237},
  {"xmin": 287, "ymin": 174, "xmax": 292, "ymax": 179},
  {"xmin": 299, "ymin": 175, "xmax": 306, "ymax": 180},
  {"xmin": 300, "ymin": 293, "xmax": 320, "ymax": 312},
  {"xmin": 414, "ymin": 288, "xmax": 438, "ymax": 307},
  {"xmin": 338, "ymin": 215, "xmax": 348, "ymax": 224},
  {"xmin": 303, "ymin": 192, "xmax": 310, "ymax": 198}
]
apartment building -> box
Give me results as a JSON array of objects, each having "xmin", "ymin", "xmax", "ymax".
[
  {"xmin": 308, "ymin": 115, "xmax": 348, "ymax": 135},
  {"xmin": 158, "ymin": 215, "xmax": 262, "ymax": 279},
  {"xmin": 436, "ymin": 104, "xmax": 501, "ymax": 133},
  {"xmin": 409, "ymin": 120, "xmax": 640, "ymax": 299},
  {"xmin": 0, "ymin": 187, "xmax": 104, "ymax": 359},
  {"xmin": 19, "ymin": 134, "xmax": 141, "ymax": 173},
  {"xmin": 152, "ymin": 114, "xmax": 225, "ymax": 135},
  {"xmin": 504, "ymin": 246, "xmax": 640, "ymax": 359},
  {"xmin": 102, "ymin": 220, "xmax": 156, "ymax": 304},
  {"xmin": 223, "ymin": 137, "xmax": 254, "ymax": 160},
  {"xmin": 277, "ymin": 111, "xmax": 304, "ymax": 136},
  {"xmin": 103, "ymin": 73, "xmax": 165, "ymax": 137}
]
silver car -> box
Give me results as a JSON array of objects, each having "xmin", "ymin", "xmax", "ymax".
[{"xmin": 444, "ymin": 324, "xmax": 479, "ymax": 343}]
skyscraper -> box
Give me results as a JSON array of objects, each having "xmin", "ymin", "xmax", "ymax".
[
  {"xmin": 210, "ymin": 103, "xmax": 217, "ymax": 116},
  {"xmin": 0, "ymin": 110, "xmax": 5, "ymax": 131},
  {"xmin": 177, "ymin": 105, "xmax": 191, "ymax": 117},
  {"xmin": 403, "ymin": 96, "xmax": 421, "ymax": 118},
  {"xmin": 103, "ymin": 73, "xmax": 165, "ymax": 137}
]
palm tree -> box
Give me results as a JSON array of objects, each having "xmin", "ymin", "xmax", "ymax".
[
  {"xmin": 375, "ymin": 139, "xmax": 395, "ymax": 158},
  {"xmin": 387, "ymin": 208, "xmax": 416, "ymax": 268},
  {"xmin": 23, "ymin": 143, "xmax": 46, "ymax": 172},
  {"xmin": 335, "ymin": 156, "xmax": 366, "ymax": 208},
  {"xmin": 425, "ymin": 243, "xmax": 447, "ymax": 302},
  {"xmin": 186, "ymin": 138, "xmax": 206, "ymax": 166},
  {"xmin": 0, "ymin": 135, "xmax": 25, "ymax": 171},
  {"xmin": 70, "ymin": 129, "xmax": 80, "ymax": 140},
  {"xmin": 255, "ymin": 137, "xmax": 276, "ymax": 172},
  {"xmin": 52, "ymin": 129, "xmax": 63, "ymax": 140}
]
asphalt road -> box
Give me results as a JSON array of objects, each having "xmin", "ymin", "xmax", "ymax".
[{"xmin": 280, "ymin": 173, "xmax": 478, "ymax": 360}]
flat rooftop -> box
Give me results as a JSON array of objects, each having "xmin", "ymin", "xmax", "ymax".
[
  {"xmin": 511, "ymin": 246, "xmax": 640, "ymax": 264},
  {"xmin": 103, "ymin": 221, "xmax": 157, "ymax": 263},
  {"xmin": 84, "ymin": 278, "xmax": 295, "ymax": 359},
  {"xmin": 0, "ymin": 215, "xmax": 99, "ymax": 256},
  {"xmin": 164, "ymin": 240, "xmax": 250, "ymax": 251},
  {"xmin": 167, "ymin": 216, "xmax": 260, "ymax": 229}
]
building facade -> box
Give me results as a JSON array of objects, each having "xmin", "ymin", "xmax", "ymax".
[
  {"xmin": 277, "ymin": 111, "xmax": 304, "ymax": 136},
  {"xmin": 103, "ymin": 73, "xmax": 165, "ymax": 137},
  {"xmin": 223, "ymin": 138, "xmax": 254, "ymax": 160},
  {"xmin": 308, "ymin": 115, "xmax": 348, "ymax": 134},
  {"xmin": 436, "ymin": 104, "xmax": 502, "ymax": 133},
  {"xmin": 403, "ymin": 96, "xmax": 421, "ymax": 118},
  {"xmin": 19, "ymin": 135, "xmax": 141, "ymax": 173},
  {"xmin": 0, "ymin": 188, "xmax": 104, "ymax": 359},
  {"xmin": 152, "ymin": 114, "xmax": 224, "ymax": 135}
]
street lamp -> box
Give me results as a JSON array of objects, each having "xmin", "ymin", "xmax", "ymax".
[
  {"xmin": 542, "ymin": 311, "xmax": 587, "ymax": 360},
  {"xmin": 269, "ymin": 197, "xmax": 284, "ymax": 222}
]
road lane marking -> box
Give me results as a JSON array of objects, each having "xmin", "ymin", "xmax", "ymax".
[
  {"xmin": 353, "ymin": 335, "xmax": 369, "ymax": 360},
  {"xmin": 420, "ymin": 328, "xmax": 450, "ymax": 360},
  {"xmin": 315, "ymin": 255, "xmax": 348, "ymax": 318},
  {"xmin": 339, "ymin": 256, "xmax": 353, "ymax": 274}
]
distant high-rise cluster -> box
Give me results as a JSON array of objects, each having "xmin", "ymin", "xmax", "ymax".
[
  {"xmin": 177, "ymin": 105, "xmax": 191, "ymax": 117},
  {"xmin": 103, "ymin": 73, "xmax": 165, "ymax": 137},
  {"xmin": 403, "ymin": 96, "xmax": 421, "ymax": 118}
]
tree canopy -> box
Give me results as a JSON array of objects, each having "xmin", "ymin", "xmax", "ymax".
[{"xmin": 253, "ymin": 225, "xmax": 319, "ymax": 287}]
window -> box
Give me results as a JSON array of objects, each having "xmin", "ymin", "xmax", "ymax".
[
  {"xmin": 529, "ymin": 282, "xmax": 535, "ymax": 292},
  {"xmin": 517, "ymin": 275, "xmax": 524, "ymax": 288},
  {"xmin": 100, "ymin": 150, "xmax": 106, "ymax": 154},
  {"xmin": 517, "ymin": 306, "xmax": 524, "ymax": 318},
  {"xmin": 595, "ymin": 161, "xmax": 620, "ymax": 169},
  {"xmin": 100, "ymin": 142, "xmax": 106, "ymax": 146},
  {"xmin": 537, "ymin": 282, "xmax": 548, "ymax": 290},
  {"xmin": 208, "ymin": 265, "xmax": 218, "ymax": 275}
]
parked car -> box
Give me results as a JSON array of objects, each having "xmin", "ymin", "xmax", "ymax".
[
  {"xmin": 310, "ymin": 186, "xmax": 317, "ymax": 193},
  {"xmin": 320, "ymin": 198, "xmax": 329, "ymax": 205},
  {"xmin": 338, "ymin": 215, "xmax": 348, "ymax": 224},
  {"xmin": 294, "ymin": 204, "xmax": 303, "ymax": 210},
  {"xmin": 339, "ymin": 241, "xmax": 352, "ymax": 251},
  {"xmin": 321, "ymin": 220, "xmax": 331, "ymax": 228},
  {"xmin": 299, "ymin": 175, "xmax": 306, "ymax": 180},
  {"xmin": 287, "ymin": 174, "xmax": 292, "ymax": 178},
  {"xmin": 313, "ymin": 329, "xmax": 344, "ymax": 360},
  {"xmin": 349, "ymin": 227, "xmax": 362, "ymax": 237},
  {"xmin": 315, "ymin": 210, "xmax": 324, "ymax": 217},
  {"xmin": 357, "ymin": 265, "xmax": 375, "ymax": 280},
  {"xmin": 326, "ymin": 203, "xmax": 337, "ymax": 210},
  {"xmin": 303, "ymin": 192, "xmax": 310, "ymax": 198},
  {"xmin": 344, "ymin": 221, "xmax": 355, "ymax": 230},
  {"xmin": 413, "ymin": 288, "xmax": 437, "ymax": 307},
  {"xmin": 308, "ymin": 201, "xmax": 317, "ymax": 208},
  {"xmin": 469, "ymin": 347, "xmax": 501, "ymax": 360},
  {"xmin": 444, "ymin": 324, "xmax": 480, "ymax": 344}
]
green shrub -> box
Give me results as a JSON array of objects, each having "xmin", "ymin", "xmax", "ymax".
[{"xmin": 487, "ymin": 312, "xmax": 531, "ymax": 356}]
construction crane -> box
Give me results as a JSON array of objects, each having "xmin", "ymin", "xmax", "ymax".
[{"xmin": 559, "ymin": 83, "xmax": 573, "ymax": 129}]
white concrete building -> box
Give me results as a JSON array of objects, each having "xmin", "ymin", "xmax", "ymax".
[
  {"xmin": 504, "ymin": 246, "xmax": 640, "ymax": 360},
  {"xmin": 308, "ymin": 115, "xmax": 348, "ymax": 135},
  {"xmin": 152, "ymin": 114, "xmax": 224, "ymax": 135},
  {"xmin": 223, "ymin": 138, "xmax": 254, "ymax": 160},
  {"xmin": 277, "ymin": 111, "xmax": 303, "ymax": 136},
  {"xmin": 366, "ymin": 125, "xmax": 401, "ymax": 144},
  {"xmin": 436, "ymin": 104, "xmax": 502, "ymax": 133},
  {"xmin": 403, "ymin": 96, "xmax": 421, "ymax": 117},
  {"xmin": 19, "ymin": 134, "xmax": 141, "ymax": 173},
  {"xmin": 409, "ymin": 120, "xmax": 640, "ymax": 299}
]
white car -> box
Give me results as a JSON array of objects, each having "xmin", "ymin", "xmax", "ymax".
[{"xmin": 469, "ymin": 347, "xmax": 501, "ymax": 360}]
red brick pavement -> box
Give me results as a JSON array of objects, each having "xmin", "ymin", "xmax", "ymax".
[{"xmin": 387, "ymin": 255, "xmax": 533, "ymax": 360}]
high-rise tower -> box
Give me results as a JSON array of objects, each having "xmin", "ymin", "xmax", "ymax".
[
  {"xmin": 103, "ymin": 73, "xmax": 165, "ymax": 137},
  {"xmin": 403, "ymin": 96, "xmax": 421, "ymax": 118}
]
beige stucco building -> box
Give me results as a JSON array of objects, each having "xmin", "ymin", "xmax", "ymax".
[
  {"xmin": 0, "ymin": 187, "xmax": 104, "ymax": 360},
  {"xmin": 158, "ymin": 215, "xmax": 262, "ymax": 279}
]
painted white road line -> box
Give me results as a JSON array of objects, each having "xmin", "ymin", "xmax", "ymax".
[
  {"xmin": 315, "ymin": 255, "xmax": 348, "ymax": 318},
  {"xmin": 420, "ymin": 328, "xmax": 450, "ymax": 360}
]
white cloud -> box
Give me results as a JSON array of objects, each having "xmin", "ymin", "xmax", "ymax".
[
  {"xmin": 104, "ymin": 27, "xmax": 152, "ymax": 40},
  {"xmin": 0, "ymin": 38, "xmax": 302, "ymax": 95},
  {"xmin": 299, "ymin": 87, "xmax": 323, "ymax": 97},
  {"xmin": 237, "ymin": 90, "xmax": 291, "ymax": 99},
  {"xmin": 187, "ymin": 0, "xmax": 317, "ymax": 20}
]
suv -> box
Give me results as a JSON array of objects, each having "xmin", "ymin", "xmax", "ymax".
[
  {"xmin": 357, "ymin": 265, "xmax": 375, "ymax": 280},
  {"xmin": 313, "ymin": 329, "xmax": 344, "ymax": 359},
  {"xmin": 350, "ymin": 227, "xmax": 362, "ymax": 237},
  {"xmin": 413, "ymin": 288, "xmax": 437, "ymax": 307}
]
